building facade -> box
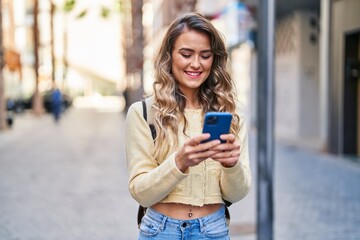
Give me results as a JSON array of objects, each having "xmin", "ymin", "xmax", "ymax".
[
  {"xmin": 140, "ymin": 0, "xmax": 360, "ymax": 158},
  {"xmin": 329, "ymin": 0, "xmax": 360, "ymax": 156}
]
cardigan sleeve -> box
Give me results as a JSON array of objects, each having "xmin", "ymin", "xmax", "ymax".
[
  {"xmin": 220, "ymin": 112, "xmax": 252, "ymax": 203},
  {"xmin": 125, "ymin": 101, "xmax": 188, "ymax": 207}
]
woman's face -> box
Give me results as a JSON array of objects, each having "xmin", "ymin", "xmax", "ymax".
[{"xmin": 171, "ymin": 29, "xmax": 213, "ymax": 97}]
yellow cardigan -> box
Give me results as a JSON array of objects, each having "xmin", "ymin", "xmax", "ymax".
[{"xmin": 125, "ymin": 98, "xmax": 251, "ymax": 207}]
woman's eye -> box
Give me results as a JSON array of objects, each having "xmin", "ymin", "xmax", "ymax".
[
  {"xmin": 201, "ymin": 55, "xmax": 211, "ymax": 59},
  {"xmin": 182, "ymin": 54, "xmax": 191, "ymax": 58}
]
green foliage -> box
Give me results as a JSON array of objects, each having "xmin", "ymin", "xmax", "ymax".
[
  {"xmin": 61, "ymin": 0, "xmax": 121, "ymax": 19},
  {"xmin": 100, "ymin": 6, "xmax": 111, "ymax": 18},
  {"xmin": 63, "ymin": 0, "xmax": 76, "ymax": 12},
  {"xmin": 115, "ymin": 0, "xmax": 122, "ymax": 13},
  {"xmin": 76, "ymin": 9, "xmax": 88, "ymax": 19}
]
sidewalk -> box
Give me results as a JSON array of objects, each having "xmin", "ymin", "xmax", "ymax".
[
  {"xmin": 0, "ymin": 109, "xmax": 139, "ymax": 239},
  {"xmin": 230, "ymin": 131, "xmax": 360, "ymax": 240},
  {"xmin": 273, "ymin": 144, "xmax": 360, "ymax": 240},
  {"xmin": 0, "ymin": 109, "xmax": 359, "ymax": 240}
]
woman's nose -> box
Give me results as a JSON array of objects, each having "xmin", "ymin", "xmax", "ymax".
[{"xmin": 190, "ymin": 58, "xmax": 201, "ymax": 68}]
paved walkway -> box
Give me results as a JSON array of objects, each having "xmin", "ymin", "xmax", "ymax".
[{"xmin": 0, "ymin": 108, "xmax": 359, "ymax": 240}]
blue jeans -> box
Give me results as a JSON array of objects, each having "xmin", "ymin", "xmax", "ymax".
[{"xmin": 138, "ymin": 205, "xmax": 230, "ymax": 240}]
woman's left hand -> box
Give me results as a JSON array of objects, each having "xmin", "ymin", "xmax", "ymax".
[{"xmin": 209, "ymin": 133, "xmax": 240, "ymax": 168}]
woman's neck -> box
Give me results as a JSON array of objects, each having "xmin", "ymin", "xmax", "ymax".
[
  {"xmin": 179, "ymin": 87, "xmax": 200, "ymax": 109},
  {"xmin": 183, "ymin": 94, "xmax": 200, "ymax": 109},
  {"xmin": 186, "ymin": 100, "xmax": 200, "ymax": 109}
]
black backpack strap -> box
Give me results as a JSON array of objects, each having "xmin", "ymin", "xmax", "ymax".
[
  {"xmin": 137, "ymin": 205, "xmax": 147, "ymax": 228},
  {"xmin": 142, "ymin": 99, "xmax": 148, "ymax": 121},
  {"xmin": 224, "ymin": 200, "xmax": 231, "ymax": 222},
  {"xmin": 138, "ymin": 99, "xmax": 158, "ymax": 227},
  {"xmin": 142, "ymin": 99, "xmax": 157, "ymax": 140}
]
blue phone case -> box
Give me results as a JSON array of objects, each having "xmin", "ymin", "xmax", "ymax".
[{"xmin": 202, "ymin": 112, "xmax": 232, "ymax": 143}]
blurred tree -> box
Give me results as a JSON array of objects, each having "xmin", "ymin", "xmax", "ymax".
[
  {"xmin": 121, "ymin": 0, "xmax": 197, "ymax": 112},
  {"xmin": 0, "ymin": 0, "xmax": 7, "ymax": 129},
  {"xmin": 50, "ymin": 1, "xmax": 55, "ymax": 82},
  {"xmin": 174, "ymin": 0, "xmax": 197, "ymax": 15},
  {"xmin": 61, "ymin": 0, "xmax": 76, "ymax": 89},
  {"xmin": 121, "ymin": 0, "xmax": 144, "ymax": 112},
  {"xmin": 4, "ymin": 0, "xmax": 22, "ymax": 82},
  {"xmin": 32, "ymin": 0, "xmax": 44, "ymax": 115}
]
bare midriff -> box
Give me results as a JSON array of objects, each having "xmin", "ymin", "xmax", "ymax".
[{"xmin": 151, "ymin": 202, "xmax": 222, "ymax": 220}]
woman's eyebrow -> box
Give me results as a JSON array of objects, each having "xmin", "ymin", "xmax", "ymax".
[
  {"xmin": 179, "ymin": 48, "xmax": 212, "ymax": 53},
  {"xmin": 179, "ymin": 48, "xmax": 194, "ymax": 52}
]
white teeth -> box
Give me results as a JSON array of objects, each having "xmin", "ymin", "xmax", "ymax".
[{"xmin": 186, "ymin": 72, "xmax": 200, "ymax": 76}]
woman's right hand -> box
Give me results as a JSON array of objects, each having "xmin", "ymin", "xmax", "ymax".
[{"xmin": 175, "ymin": 133, "xmax": 221, "ymax": 173}]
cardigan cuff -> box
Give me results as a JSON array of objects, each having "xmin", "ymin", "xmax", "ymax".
[{"xmin": 167, "ymin": 152, "xmax": 189, "ymax": 177}]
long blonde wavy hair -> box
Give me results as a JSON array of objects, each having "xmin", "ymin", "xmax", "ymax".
[{"xmin": 151, "ymin": 12, "xmax": 240, "ymax": 160}]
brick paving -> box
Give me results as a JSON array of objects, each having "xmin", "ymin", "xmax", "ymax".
[
  {"xmin": 0, "ymin": 108, "xmax": 359, "ymax": 240},
  {"xmin": 274, "ymin": 146, "xmax": 360, "ymax": 240}
]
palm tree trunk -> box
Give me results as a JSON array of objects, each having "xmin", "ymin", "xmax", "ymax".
[
  {"xmin": 123, "ymin": 0, "xmax": 144, "ymax": 111},
  {"xmin": 32, "ymin": 0, "xmax": 43, "ymax": 115},
  {"xmin": 50, "ymin": 1, "xmax": 55, "ymax": 83}
]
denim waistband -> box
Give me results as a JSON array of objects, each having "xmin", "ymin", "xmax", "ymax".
[{"xmin": 145, "ymin": 205, "xmax": 226, "ymax": 230}]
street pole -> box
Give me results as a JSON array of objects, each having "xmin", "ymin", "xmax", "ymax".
[
  {"xmin": 319, "ymin": 0, "xmax": 330, "ymax": 151},
  {"xmin": 256, "ymin": 1, "xmax": 275, "ymax": 240}
]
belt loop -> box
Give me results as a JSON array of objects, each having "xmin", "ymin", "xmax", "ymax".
[
  {"xmin": 198, "ymin": 217, "xmax": 205, "ymax": 233},
  {"xmin": 160, "ymin": 215, "xmax": 167, "ymax": 231}
]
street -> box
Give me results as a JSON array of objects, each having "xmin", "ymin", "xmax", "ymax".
[
  {"xmin": 0, "ymin": 108, "xmax": 138, "ymax": 239},
  {"xmin": 0, "ymin": 108, "xmax": 360, "ymax": 240}
]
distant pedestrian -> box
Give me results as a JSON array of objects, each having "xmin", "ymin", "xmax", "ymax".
[
  {"xmin": 51, "ymin": 86, "xmax": 63, "ymax": 122},
  {"xmin": 125, "ymin": 13, "xmax": 251, "ymax": 240}
]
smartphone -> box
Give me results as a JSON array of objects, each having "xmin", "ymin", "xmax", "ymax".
[{"xmin": 202, "ymin": 112, "xmax": 232, "ymax": 143}]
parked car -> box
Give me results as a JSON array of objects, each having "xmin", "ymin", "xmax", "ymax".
[
  {"xmin": 6, "ymin": 98, "xmax": 26, "ymax": 113},
  {"xmin": 4, "ymin": 97, "xmax": 28, "ymax": 127},
  {"xmin": 24, "ymin": 90, "xmax": 72, "ymax": 113}
]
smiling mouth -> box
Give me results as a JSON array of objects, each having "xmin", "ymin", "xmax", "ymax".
[{"xmin": 185, "ymin": 71, "xmax": 202, "ymax": 77}]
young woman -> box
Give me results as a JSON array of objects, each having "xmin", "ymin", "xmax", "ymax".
[{"xmin": 125, "ymin": 12, "xmax": 251, "ymax": 240}]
